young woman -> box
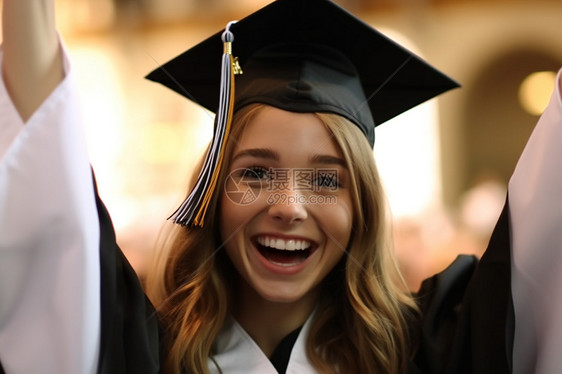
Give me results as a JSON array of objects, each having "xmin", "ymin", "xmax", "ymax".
[
  {"xmin": 1, "ymin": 0, "xmax": 562, "ymax": 374},
  {"xmin": 145, "ymin": 104, "xmax": 418, "ymax": 373}
]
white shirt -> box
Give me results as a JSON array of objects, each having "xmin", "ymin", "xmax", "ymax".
[{"xmin": 209, "ymin": 315, "xmax": 317, "ymax": 374}]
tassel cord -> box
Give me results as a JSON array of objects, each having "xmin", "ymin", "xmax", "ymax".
[{"xmin": 169, "ymin": 23, "xmax": 237, "ymax": 227}]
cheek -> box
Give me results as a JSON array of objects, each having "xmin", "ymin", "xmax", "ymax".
[
  {"xmin": 313, "ymin": 195, "xmax": 354, "ymax": 268},
  {"xmin": 219, "ymin": 195, "xmax": 243, "ymax": 252},
  {"xmin": 330, "ymin": 205, "xmax": 353, "ymax": 274},
  {"xmin": 326, "ymin": 196, "xmax": 354, "ymax": 245},
  {"xmin": 219, "ymin": 174, "xmax": 261, "ymax": 232},
  {"xmin": 219, "ymin": 193, "xmax": 258, "ymax": 256},
  {"xmin": 219, "ymin": 196, "xmax": 245, "ymax": 270}
]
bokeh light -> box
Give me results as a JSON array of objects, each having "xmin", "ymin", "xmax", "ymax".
[{"xmin": 519, "ymin": 70, "xmax": 557, "ymax": 116}]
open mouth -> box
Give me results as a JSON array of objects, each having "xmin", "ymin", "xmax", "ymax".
[{"xmin": 254, "ymin": 236, "xmax": 314, "ymax": 267}]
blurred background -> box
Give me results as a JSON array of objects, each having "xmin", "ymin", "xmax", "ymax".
[{"xmin": 7, "ymin": 0, "xmax": 562, "ymax": 289}]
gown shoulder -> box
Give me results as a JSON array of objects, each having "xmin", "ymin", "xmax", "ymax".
[{"xmin": 410, "ymin": 202, "xmax": 513, "ymax": 374}]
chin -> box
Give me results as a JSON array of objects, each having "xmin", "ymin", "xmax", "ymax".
[{"xmin": 252, "ymin": 281, "xmax": 317, "ymax": 305}]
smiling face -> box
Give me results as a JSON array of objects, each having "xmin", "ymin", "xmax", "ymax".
[{"xmin": 219, "ymin": 106, "xmax": 353, "ymax": 306}]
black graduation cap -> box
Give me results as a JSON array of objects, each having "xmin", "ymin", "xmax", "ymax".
[{"xmin": 146, "ymin": 0, "xmax": 459, "ymax": 227}]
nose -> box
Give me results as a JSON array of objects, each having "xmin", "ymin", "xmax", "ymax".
[{"xmin": 267, "ymin": 188, "xmax": 308, "ymax": 225}]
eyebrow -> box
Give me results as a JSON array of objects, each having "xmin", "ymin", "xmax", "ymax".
[
  {"xmin": 231, "ymin": 148, "xmax": 280, "ymax": 163},
  {"xmin": 310, "ymin": 154, "xmax": 348, "ymax": 168},
  {"xmin": 231, "ymin": 148, "xmax": 347, "ymax": 168}
]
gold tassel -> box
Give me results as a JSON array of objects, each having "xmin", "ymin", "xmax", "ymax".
[{"xmin": 170, "ymin": 21, "xmax": 242, "ymax": 227}]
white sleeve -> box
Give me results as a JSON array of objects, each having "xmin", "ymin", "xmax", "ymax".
[
  {"xmin": 0, "ymin": 42, "xmax": 100, "ymax": 374},
  {"xmin": 510, "ymin": 68, "xmax": 562, "ymax": 374}
]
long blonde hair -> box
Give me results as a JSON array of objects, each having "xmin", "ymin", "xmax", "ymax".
[
  {"xmin": 145, "ymin": 104, "xmax": 418, "ymax": 374},
  {"xmin": 306, "ymin": 112, "xmax": 418, "ymax": 373}
]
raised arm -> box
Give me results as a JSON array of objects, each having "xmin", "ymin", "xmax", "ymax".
[
  {"xmin": 0, "ymin": 2, "xmax": 102, "ymax": 374},
  {"xmin": 510, "ymin": 70, "xmax": 562, "ymax": 373},
  {"xmin": 2, "ymin": 0, "xmax": 63, "ymax": 121}
]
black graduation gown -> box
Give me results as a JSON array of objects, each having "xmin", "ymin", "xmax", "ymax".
[
  {"xmin": 0, "ymin": 191, "xmax": 513, "ymax": 374},
  {"xmin": 411, "ymin": 200, "xmax": 513, "ymax": 373},
  {"xmin": 92, "ymin": 187, "xmax": 514, "ymax": 374},
  {"xmin": 94, "ymin": 182, "xmax": 162, "ymax": 373}
]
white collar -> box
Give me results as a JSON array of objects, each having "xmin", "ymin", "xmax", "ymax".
[{"xmin": 208, "ymin": 314, "xmax": 318, "ymax": 374}]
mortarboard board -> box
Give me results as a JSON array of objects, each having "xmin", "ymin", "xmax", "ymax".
[{"xmin": 146, "ymin": 0, "xmax": 459, "ymax": 227}]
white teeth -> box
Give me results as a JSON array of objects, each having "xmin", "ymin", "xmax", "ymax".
[{"xmin": 257, "ymin": 236, "xmax": 311, "ymax": 251}]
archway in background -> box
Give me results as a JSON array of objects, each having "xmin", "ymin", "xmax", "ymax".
[{"xmin": 460, "ymin": 48, "xmax": 560, "ymax": 195}]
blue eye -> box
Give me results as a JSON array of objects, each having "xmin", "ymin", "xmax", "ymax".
[
  {"xmin": 240, "ymin": 166, "xmax": 271, "ymax": 180},
  {"xmin": 312, "ymin": 171, "xmax": 340, "ymax": 190}
]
